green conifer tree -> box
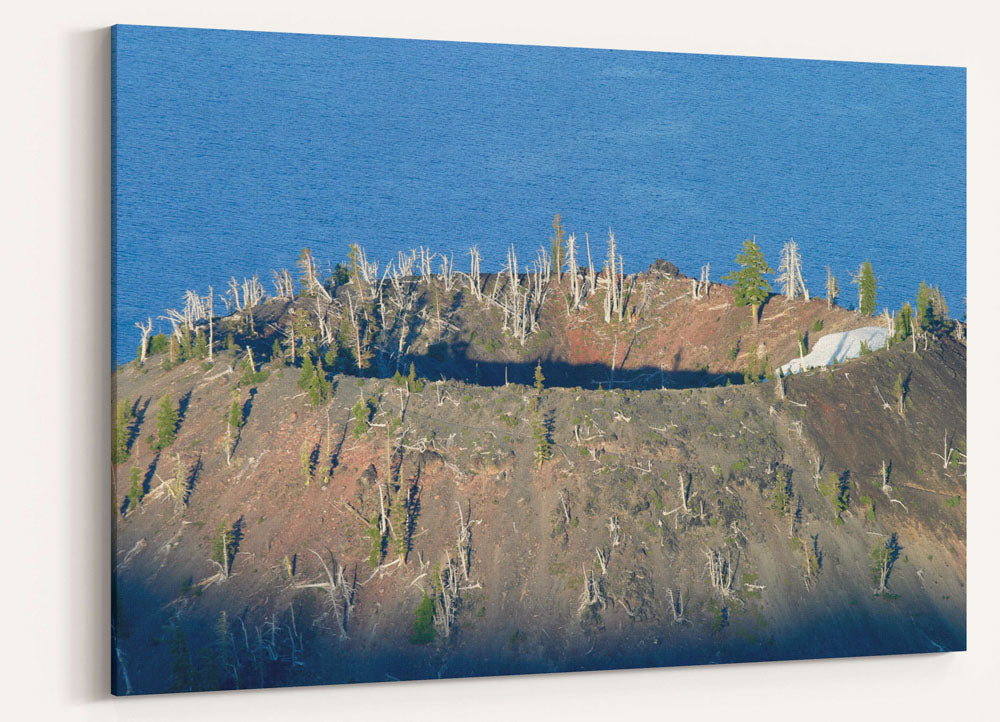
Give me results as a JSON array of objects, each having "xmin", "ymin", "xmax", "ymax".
[
  {"xmin": 534, "ymin": 361, "xmax": 545, "ymax": 394},
  {"xmin": 895, "ymin": 302, "xmax": 914, "ymax": 341},
  {"xmin": 722, "ymin": 239, "xmax": 773, "ymax": 326},
  {"xmin": 112, "ymin": 399, "xmax": 133, "ymax": 464},
  {"xmin": 126, "ymin": 466, "xmax": 143, "ymax": 513},
  {"xmin": 297, "ymin": 354, "xmax": 315, "ymax": 391},
  {"xmin": 550, "ymin": 213, "xmax": 567, "ymax": 282},
  {"xmin": 153, "ymin": 394, "xmax": 178, "ymax": 451},
  {"xmin": 856, "ymin": 261, "xmax": 878, "ymax": 316}
]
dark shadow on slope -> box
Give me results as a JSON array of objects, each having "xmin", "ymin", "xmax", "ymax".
[{"xmin": 392, "ymin": 341, "xmax": 744, "ymax": 390}]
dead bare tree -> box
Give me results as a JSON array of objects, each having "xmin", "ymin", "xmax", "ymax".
[
  {"xmin": 565, "ymin": 233, "xmax": 581, "ymax": 312},
  {"xmin": 777, "ymin": 239, "xmax": 808, "ymax": 300},
  {"xmin": 205, "ymin": 286, "xmax": 214, "ymax": 361},
  {"xmin": 455, "ymin": 500, "xmax": 481, "ymax": 582},
  {"xmin": 577, "ymin": 565, "xmax": 606, "ymax": 617},
  {"xmin": 932, "ymin": 430, "xmax": 955, "ymax": 470},
  {"xmin": 585, "ymin": 233, "xmax": 597, "ymax": 298},
  {"xmin": 432, "ymin": 554, "xmax": 461, "ymax": 638},
  {"xmin": 294, "ymin": 550, "xmax": 356, "ymax": 639},
  {"xmin": 704, "ymin": 547, "xmax": 739, "ymax": 599},
  {"xmin": 272, "ymin": 268, "xmax": 294, "ymax": 299},
  {"xmin": 825, "ymin": 266, "xmax": 839, "ymax": 309},
  {"xmin": 607, "ymin": 516, "xmax": 621, "ymax": 547},
  {"xmin": 601, "ymin": 231, "xmax": 625, "ymax": 323},
  {"xmin": 695, "ymin": 263, "xmax": 710, "ymax": 299},
  {"xmin": 595, "ymin": 546, "xmax": 608, "ymax": 575},
  {"xmin": 558, "ymin": 490, "xmax": 571, "ymax": 526},
  {"xmin": 135, "ymin": 318, "xmax": 153, "ymax": 364},
  {"xmin": 678, "ymin": 472, "xmax": 690, "ymax": 514},
  {"xmin": 467, "ymin": 245, "xmax": 482, "ymax": 300},
  {"xmin": 666, "ymin": 588, "xmax": 687, "ymax": 623}
]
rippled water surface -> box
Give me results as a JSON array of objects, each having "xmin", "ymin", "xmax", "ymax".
[{"xmin": 112, "ymin": 25, "xmax": 965, "ymax": 365}]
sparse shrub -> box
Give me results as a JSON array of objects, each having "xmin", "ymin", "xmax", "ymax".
[
  {"xmin": 945, "ymin": 495, "xmax": 961, "ymax": 508},
  {"xmin": 352, "ymin": 397, "xmax": 373, "ymax": 438},
  {"xmin": 300, "ymin": 441, "xmax": 314, "ymax": 484},
  {"xmin": 819, "ymin": 472, "xmax": 849, "ymax": 521},
  {"xmin": 812, "ymin": 318, "xmax": 823, "ymax": 333},
  {"xmin": 365, "ymin": 518, "xmax": 384, "ymax": 568},
  {"xmin": 409, "ymin": 591, "xmax": 436, "ymax": 644}
]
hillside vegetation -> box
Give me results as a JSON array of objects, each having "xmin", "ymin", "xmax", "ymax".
[{"xmin": 112, "ymin": 247, "xmax": 965, "ymax": 694}]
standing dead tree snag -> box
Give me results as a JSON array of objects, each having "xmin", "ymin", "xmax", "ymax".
[
  {"xmin": 455, "ymin": 501, "xmax": 481, "ymax": 582},
  {"xmin": 565, "ymin": 233, "xmax": 582, "ymax": 312},
  {"xmin": 678, "ymin": 472, "xmax": 691, "ymax": 514},
  {"xmin": 432, "ymin": 555, "xmax": 461, "ymax": 639},
  {"xmin": 692, "ymin": 263, "xmax": 710, "ymax": 300},
  {"xmin": 601, "ymin": 231, "xmax": 626, "ymax": 323},
  {"xmin": 666, "ymin": 588, "xmax": 687, "ymax": 623},
  {"xmin": 135, "ymin": 318, "xmax": 153, "ymax": 364},
  {"xmin": 294, "ymin": 550, "xmax": 356, "ymax": 639},
  {"xmin": 297, "ymin": 248, "xmax": 332, "ymax": 301},
  {"xmin": 272, "ymin": 268, "xmax": 294, "ymax": 299},
  {"xmin": 585, "ymin": 233, "xmax": 597, "ymax": 298},
  {"xmin": 607, "ymin": 515, "xmax": 621, "ymax": 547},
  {"xmin": 825, "ymin": 266, "xmax": 839, "ymax": 309},
  {"xmin": 777, "ymin": 239, "xmax": 809, "ymax": 301},
  {"xmin": 467, "ymin": 245, "xmax": 482, "ymax": 301},
  {"xmin": 704, "ymin": 547, "xmax": 739, "ymax": 599},
  {"xmin": 577, "ymin": 565, "xmax": 606, "ymax": 618}
]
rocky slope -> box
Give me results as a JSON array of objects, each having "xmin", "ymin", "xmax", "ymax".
[{"xmin": 111, "ymin": 272, "xmax": 966, "ymax": 694}]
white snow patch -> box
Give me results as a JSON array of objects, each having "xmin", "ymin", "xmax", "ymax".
[{"xmin": 779, "ymin": 326, "xmax": 890, "ymax": 375}]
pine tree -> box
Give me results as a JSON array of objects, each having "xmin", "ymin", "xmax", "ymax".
[
  {"xmin": 112, "ymin": 399, "xmax": 133, "ymax": 465},
  {"xmin": 895, "ymin": 302, "xmax": 914, "ymax": 341},
  {"xmin": 153, "ymin": 394, "xmax": 178, "ymax": 451},
  {"xmin": 297, "ymin": 354, "xmax": 315, "ymax": 392},
  {"xmin": 722, "ymin": 238, "xmax": 773, "ymax": 325},
  {"xmin": 306, "ymin": 357, "xmax": 332, "ymax": 406},
  {"xmin": 550, "ymin": 214, "xmax": 567, "ymax": 282},
  {"xmin": 192, "ymin": 329, "xmax": 208, "ymax": 359},
  {"xmin": 534, "ymin": 361, "xmax": 545, "ymax": 394},
  {"xmin": 225, "ymin": 394, "xmax": 243, "ymax": 465},
  {"xmin": 126, "ymin": 466, "xmax": 143, "ymax": 513},
  {"xmin": 532, "ymin": 418, "xmax": 552, "ymax": 468},
  {"xmin": 271, "ymin": 337, "xmax": 284, "ymax": 365},
  {"xmin": 916, "ymin": 281, "xmax": 949, "ymax": 331},
  {"xmin": 855, "ymin": 261, "xmax": 878, "ymax": 315}
]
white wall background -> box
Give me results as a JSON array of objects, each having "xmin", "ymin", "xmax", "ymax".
[{"xmin": 1, "ymin": 2, "xmax": 997, "ymax": 720}]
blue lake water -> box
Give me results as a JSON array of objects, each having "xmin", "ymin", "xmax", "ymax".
[{"xmin": 112, "ymin": 25, "xmax": 965, "ymax": 366}]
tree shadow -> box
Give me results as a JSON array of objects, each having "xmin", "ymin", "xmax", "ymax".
[
  {"xmin": 241, "ymin": 388, "xmax": 256, "ymax": 425},
  {"xmin": 128, "ymin": 397, "xmax": 150, "ymax": 455},
  {"xmin": 176, "ymin": 389, "xmax": 193, "ymax": 430},
  {"xmin": 142, "ymin": 453, "xmax": 160, "ymax": 496}
]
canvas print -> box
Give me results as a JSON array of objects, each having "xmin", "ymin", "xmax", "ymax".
[{"xmin": 111, "ymin": 25, "xmax": 966, "ymax": 695}]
